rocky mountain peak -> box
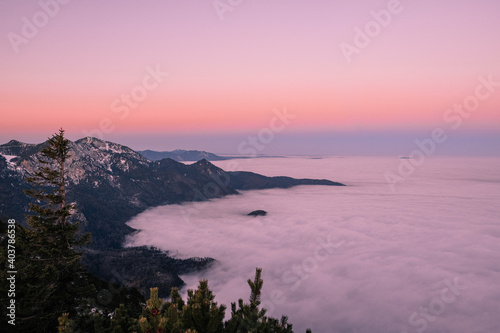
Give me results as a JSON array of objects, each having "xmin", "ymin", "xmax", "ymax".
[
  {"xmin": 0, "ymin": 139, "xmax": 39, "ymax": 157},
  {"xmin": 5, "ymin": 139, "xmax": 26, "ymax": 146},
  {"xmin": 189, "ymin": 159, "xmax": 225, "ymax": 175}
]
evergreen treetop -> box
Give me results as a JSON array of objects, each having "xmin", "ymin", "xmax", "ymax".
[{"xmin": 19, "ymin": 129, "xmax": 93, "ymax": 332}]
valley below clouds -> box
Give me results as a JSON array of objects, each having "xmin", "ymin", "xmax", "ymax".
[{"xmin": 126, "ymin": 157, "xmax": 500, "ymax": 333}]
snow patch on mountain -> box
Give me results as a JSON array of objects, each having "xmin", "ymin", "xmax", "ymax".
[
  {"xmin": 0, "ymin": 154, "xmax": 19, "ymax": 171},
  {"xmin": 0, "ymin": 154, "xmax": 17, "ymax": 163}
]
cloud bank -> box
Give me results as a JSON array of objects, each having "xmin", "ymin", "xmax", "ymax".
[{"xmin": 126, "ymin": 157, "xmax": 500, "ymax": 333}]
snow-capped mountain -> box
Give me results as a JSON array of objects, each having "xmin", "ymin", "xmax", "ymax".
[{"xmin": 0, "ymin": 137, "xmax": 343, "ymax": 249}]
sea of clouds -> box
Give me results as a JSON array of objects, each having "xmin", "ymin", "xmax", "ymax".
[{"xmin": 126, "ymin": 156, "xmax": 500, "ymax": 333}]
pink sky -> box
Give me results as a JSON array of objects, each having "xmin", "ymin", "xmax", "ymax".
[{"xmin": 0, "ymin": 0, "xmax": 499, "ymax": 153}]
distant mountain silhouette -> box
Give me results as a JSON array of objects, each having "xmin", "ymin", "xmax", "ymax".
[{"xmin": 138, "ymin": 149, "xmax": 228, "ymax": 161}]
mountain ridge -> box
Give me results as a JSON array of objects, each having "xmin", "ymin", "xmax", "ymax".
[
  {"xmin": 138, "ymin": 149, "xmax": 228, "ymax": 161},
  {"xmin": 0, "ymin": 136, "xmax": 344, "ymax": 297},
  {"xmin": 0, "ymin": 136, "xmax": 344, "ymax": 248}
]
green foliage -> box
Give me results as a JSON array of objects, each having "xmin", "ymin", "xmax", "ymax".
[
  {"xmin": 131, "ymin": 268, "xmax": 309, "ymax": 333},
  {"xmin": 93, "ymin": 312, "xmax": 108, "ymax": 333},
  {"xmin": 248, "ymin": 268, "xmax": 264, "ymax": 307},
  {"xmin": 224, "ymin": 268, "xmax": 295, "ymax": 333},
  {"xmin": 81, "ymin": 246, "xmax": 214, "ymax": 299},
  {"xmin": 161, "ymin": 287, "xmax": 186, "ymax": 332},
  {"xmin": 61, "ymin": 267, "xmax": 312, "ymax": 332},
  {"xmin": 24, "ymin": 128, "xmax": 91, "ymax": 248},
  {"xmin": 138, "ymin": 287, "xmax": 168, "ymax": 332},
  {"xmin": 183, "ymin": 280, "xmax": 226, "ymax": 333},
  {"xmin": 110, "ymin": 304, "xmax": 136, "ymax": 333},
  {"xmin": 17, "ymin": 129, "xmax": 94, "ymax": 332},
  {"xmin": 58, "ymin": 313, "xmax": 74, "ymax": 333},
  {"xmin": 137, "ymin": 281, "xmax": 226, "ymax": 333}
]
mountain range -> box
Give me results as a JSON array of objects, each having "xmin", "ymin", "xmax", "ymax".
[
  {"xmin": 138, "ymin": 149, "xmax": 228, "ymax": 161},
  {"xmin": 0, "ymin": 137, "xmax": 344, "ymax": 296}
]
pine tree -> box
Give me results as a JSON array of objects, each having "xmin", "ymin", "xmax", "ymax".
[
  {"xmin": 57, "ymin": 313, "xmax": 74, "ymax": 333},
  {"xmin": 225, "ymin": 268, "xmax": 268, "ymax": 332},
  {"xmin": 93, "ymin": 312, "xmax": 108, "ymax": 333},
  {"xmin": 19, "ymin": 129, "xmax": 93, "ymax": 332},
  {"xmin": 110, "ymin": 303, "xmax": 135, "ymax": 333},
  {"xmin": 162, "ymin": 287, "xmax": 186, "ymax": 332},
  {"xmin": 182, "ymin": 280, "xmax": 226, "ymax": 333},
  {"xmin": 224, "ymin": 268, "xmax": 299, "ymax": 333},
  {"xmin": 139, "ymin": 282, "xmax": 226, "ymax": 333},
  {"xmin": 130, "ymin": 269, "xmax": 311, "ymax": 333},
  {"xmin": 138, "ymin": 287, "xmax": 169, "ymax": 332}
]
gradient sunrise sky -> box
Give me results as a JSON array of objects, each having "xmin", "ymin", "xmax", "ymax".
[{"xmin": 0, "ymin": 0, "xmax": 499, "ymax": 155}]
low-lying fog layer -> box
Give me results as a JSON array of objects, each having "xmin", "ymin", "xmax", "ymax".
[{"xmin": 126, "ymin": 157, "xmax": 500, "ymax": 333}]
